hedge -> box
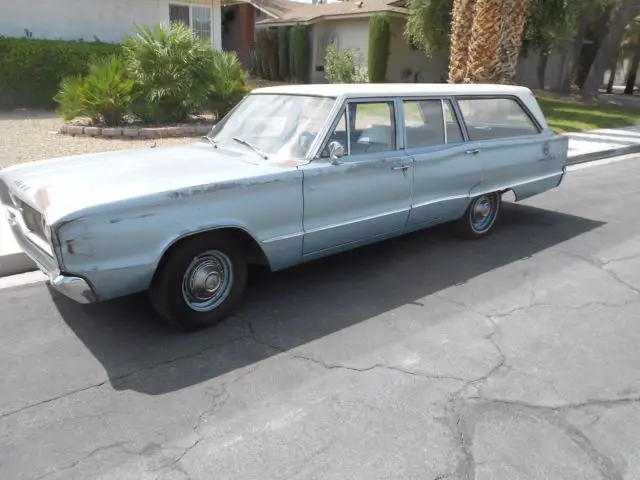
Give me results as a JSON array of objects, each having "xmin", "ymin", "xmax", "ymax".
[
  {"xmin": 290, "ymin": 24, "xmax": 309, "ymax": 83},
  {"xmin": 368, "ymin": 13, "xmax": 391, "ymax": 83},
  {"xmin": 0, "ymin": 37, "xmax": 118, "ymax": 109}
]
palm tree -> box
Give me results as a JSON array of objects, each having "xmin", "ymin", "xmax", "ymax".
[
  {"xmin": 448, "ymin": 0, "xmax": 477, "ymax": 83},
  {"xmin": 465, "ymin": 0, "xmax": 505, "ymax": 82},
  {"xmin": 498, "ymin": 0, "xmax": 533, "ymax": 84}
]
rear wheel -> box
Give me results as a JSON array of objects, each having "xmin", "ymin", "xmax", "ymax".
[
  {"xmin": 149, "ymin": 233, "xmax": 248, "ymax": 331},
  {"xmin": 453, "ymin": 192, "xmax": 501, "ymax": 239}
]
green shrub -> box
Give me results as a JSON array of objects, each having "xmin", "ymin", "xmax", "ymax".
[
  {"xmin": 277, "ymin": 27, "xmax": 290, "ymax": 81},
  {"xmin": 54, "ymin": 76, "xmax": 87, "ymax": 122},
  {"xmin": 290, "ymin": 23, "xmax": 310, "ymax": 83},
  {"xmin": 122, "ymin": 22, "xmax": 215, "ymax": 123},
  {"xmin": 53, "ymin": 55, "xmax": 135, "ymax": 126},
  {"xmin": 0, "ymin": 37, "xmax": 117, "ymax": 109},
  {"xmin": 288, "ymin": 28, "xmax": 296, "ymax": 80},
  {"xmin": 267, "ymin": 29, "xmax": 280, "ymax": 80},
  {"xmin": 368, "ymin": 13, "xmax": 391, "ymax": 83},
  {"xmin": 324, "ymin": 44, "xmax": 368, "ymax": 83},
  {"xmin": 208, "ymin": 51, "xmax": 249, "ymax": 119},
  {"xmin": 255, "ymin": 29, "xmax": 271, "ymax": 79}
]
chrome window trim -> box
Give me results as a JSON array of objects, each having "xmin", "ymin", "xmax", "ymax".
[
  {"xmin": 452, "ymin": 94, "xmax": 543, "ymax": 140},
  {"xmin": 441, "ymin": 99, "xmax": 448, "ymax": 145},
  {"xmin": 311, "ymin": 96, "xmax": 401, "ymax": 162}
]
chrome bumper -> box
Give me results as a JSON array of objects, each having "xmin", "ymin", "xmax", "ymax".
[
  {"xmin": 50, "ymin": 274, "xmax": 97, "ymax": 304},
  {"xmin": 5, "ymin": 207, "xmax": 97, "ymax": 304},
  {"xmin": 556, "ymin": 165, "xmax": 567, "ymax": 187}
]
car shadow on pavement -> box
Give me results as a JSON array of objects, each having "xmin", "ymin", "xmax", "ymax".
[{"xmin": 49, "ymin": 201, "xmax": 604, "ymax": 395}]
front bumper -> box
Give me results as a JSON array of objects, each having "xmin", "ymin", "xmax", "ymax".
[{"xmin": 5, "ymin": 206, "xmax": 97, "ymax": 304}]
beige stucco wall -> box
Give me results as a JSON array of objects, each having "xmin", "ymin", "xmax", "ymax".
[
  {"xmin": 309, "ymin": 18, "xmax": 370, "ymax": 83},
  {"xmin": 385, "ymin": 17, "xmax": 448, "ymax": 83},
  {"xmin": 308, "ymin": 16, "xmax": 447, "ymax": 83}
]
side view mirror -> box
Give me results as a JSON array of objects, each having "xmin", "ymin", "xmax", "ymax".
[{"xmin": 328, "ymin": 140, "xmax": 345, "ymax": 164}]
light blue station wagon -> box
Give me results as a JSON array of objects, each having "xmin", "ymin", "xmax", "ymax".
[{"xmin": 0, "ymin": 83, "xmax": 568, "ymax": 331}]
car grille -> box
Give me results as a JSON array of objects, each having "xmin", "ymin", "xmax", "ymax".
[{"xmin": 17, "ymin": 200, "xmax": 47, "ymax": 241}]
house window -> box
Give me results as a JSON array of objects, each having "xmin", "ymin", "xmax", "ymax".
[{"xmin": 169, "ymin": 3, "xmax": 213, "ymax": 46}]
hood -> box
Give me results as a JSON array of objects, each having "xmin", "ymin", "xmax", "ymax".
[{"xmin": 0, "ymin": 141, "xmax": 282, "ymax": 225}]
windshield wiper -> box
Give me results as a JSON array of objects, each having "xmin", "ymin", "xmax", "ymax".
[
  {"xmin": 232, "ymin": 137, "xmax": 268, "ymax": 159},
  {"xmin": 201, "ymin": 136, "xmax": 218, "ymax": 148}
]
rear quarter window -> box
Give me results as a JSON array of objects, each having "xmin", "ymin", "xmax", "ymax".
[{"xmin": 457, "ymin": 97, "xmax": 540, "ymax": 141}]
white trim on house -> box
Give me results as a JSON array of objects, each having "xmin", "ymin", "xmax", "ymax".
[{"xmin": 169, "ymin": 1, "xmax": 215, "ymax": 48}]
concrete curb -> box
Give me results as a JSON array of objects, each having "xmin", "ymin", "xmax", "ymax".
[
  {"xmin": 1, "ymin": 142, "xmax": 639, "ymax": 279},
  {"xmin": 566, "ymin": 143, "xmax": 640, "ymax": 166},
  {"xmin": 0, "ymin": 252, "xmax": 36, "ymax": 278}
]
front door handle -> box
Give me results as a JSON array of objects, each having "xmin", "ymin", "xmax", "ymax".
[
  {"xmin": 465, "ymin": 149, "xmax": 480, "ymax": 155},
  {"xmin": 392, "ymin": 165, "xmax": 411, "ymax": 171}
]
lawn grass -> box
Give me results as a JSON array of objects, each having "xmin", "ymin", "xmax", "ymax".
[{"xmin": 535, "ymin": 95, "xmax": 640, "ymax": 134}]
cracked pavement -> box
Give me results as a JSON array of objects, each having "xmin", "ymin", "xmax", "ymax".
[{"xmin": 2, "ymin": 157, "xmax": 640, "ymax": 479}]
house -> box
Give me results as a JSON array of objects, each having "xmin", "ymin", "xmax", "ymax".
[
  {"xmin": 254, "ymin": 0, "xmax": 447, "ymax": 83},
  {"xmin": 220, "ymin": 0, "xmax": 302, "ymax": 67},
  {"xmin": 0, "ymin": 0, "xmax": 223, "ymax": 49}
]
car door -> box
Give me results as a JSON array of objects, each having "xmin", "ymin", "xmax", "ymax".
[
  {"xmin": 404, "ymin": 97, "xmax": 483, "ymax": 226},
  {"xmin": 300, "ymin": 98, "xmax": 413, "ymax": 257},
  {"xmin": 455, "ymin": 96, "xmax": 550, "ymax": 198}
]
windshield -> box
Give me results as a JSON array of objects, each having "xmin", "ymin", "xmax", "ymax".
[{"xmin": 207, "ymin": 94, "xmax": 337, "ymax": 160}]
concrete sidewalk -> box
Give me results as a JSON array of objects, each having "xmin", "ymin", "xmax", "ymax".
[
  {"xmin": 1, "ymin": 125, "xmax": 640, "ymax": 278},
  {"xmin": 566, "ymin": 125, "xmax": 640, "ymax": 164}
]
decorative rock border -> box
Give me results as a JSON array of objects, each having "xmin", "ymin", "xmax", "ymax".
[{"xmin": 59, "ymin": 123, "xmax": 214, "ymax": 138}]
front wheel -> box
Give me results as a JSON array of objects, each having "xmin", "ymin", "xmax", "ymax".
[
  {"xmin": 149, "ymin": 233, "xmax": 248, "ymax": 331},
  {"xmin": 453, "ymin": 192, "xmax": 501, "ymax": 240}
]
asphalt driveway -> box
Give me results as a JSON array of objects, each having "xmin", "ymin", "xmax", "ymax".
[{"xmin": 1, "ymin": 156, "xmax": 639, "ymax": 479}]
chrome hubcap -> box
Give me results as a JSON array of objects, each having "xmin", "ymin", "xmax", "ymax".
[
  {"xmin": 470, "ymin": 194, "xmax": 496, "ymax": 232},
  {"xmin": 182, "ymin": 250, "xmax": 233, "ymax": 312}
]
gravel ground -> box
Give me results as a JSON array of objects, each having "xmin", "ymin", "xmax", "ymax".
[{"xmin": 0, "ymin": 110, "xmax": 198, "ymax": 169}]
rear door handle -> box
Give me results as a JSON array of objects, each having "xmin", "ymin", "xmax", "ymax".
[
  {"xmin": 392, "ymin": 165, "xmax": 411, "ymax": 171},
  {"xmin": 465, "ymin": 149, "xmax": 480, "ymax": 155}
]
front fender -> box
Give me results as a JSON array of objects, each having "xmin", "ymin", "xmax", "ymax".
[{"xmin": 54, "ymin": 170, "xmax": 304, "ymax": 301}]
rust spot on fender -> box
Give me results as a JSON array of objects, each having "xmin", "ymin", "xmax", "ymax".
[
  {"xmin": 109, "ymin": 212, "xmax": 157, "ymax": 224},
  {"xmin": 165, "ymin": 177, "xmax": 282, "ymax": 200},
  {"xmin": 34, "ymin": 185, "xmax": 52, "ymax": 215}
]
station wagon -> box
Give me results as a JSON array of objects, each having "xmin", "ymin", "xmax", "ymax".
[{"xmin": 0, "ymin": 83, "xmax": 568, "ymax": 331}]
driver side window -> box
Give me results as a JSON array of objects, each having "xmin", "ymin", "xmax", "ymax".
[{"xmin": 321, "ymin": 101, "xmax": 396, "ymax": 158}]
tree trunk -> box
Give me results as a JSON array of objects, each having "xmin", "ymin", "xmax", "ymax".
[
  {"xmin": 582, "ymin": 0, "xmax": 639, "ymax": 99},
  {"xmin": 625, "ymin": 37, "xmax": 640, "ymax": 94},
  {"xmin": 576, "ymin": 2, "xmax": 614, "ymax": 89},
  {"xmin": 448, "ymin": 0, "xmax": 477, "ymax": 83},
  {"xmin": 465, "ymin": 0, "xmax": 505, "ymax": 83},
  {"xmin": 498, "ymin": 0, "xmax": 533, "ymax": 84},
  {"xmin": 537, "ymin": 50, "xmax": 549, "ymax": 90},
  {"xmin": 559, "ymin": 5, "xmax": 593, "ymax": 93},
  {"xmin": 605, "ymin": 47, "xmax": 622, "ymax": 94}
]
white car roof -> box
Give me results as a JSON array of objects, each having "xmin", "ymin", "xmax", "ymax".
[
  {"xmin": 250, "ymin": 83, "xmax": 548, "ymax": 130},
  {"xmin": 251, "ymin": 83, "xmax": 533, "ymax": 98}
]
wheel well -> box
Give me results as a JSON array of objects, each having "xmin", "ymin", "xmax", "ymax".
[
  {"xmin": 500, "ymin": 188, "xmax": 516, "ymax": 202},
  {"xmin": 154, "ymin": 228, "xmax": 269, "ymax": 276}
]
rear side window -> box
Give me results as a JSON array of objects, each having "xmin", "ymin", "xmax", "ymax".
[
  {"xmin": 403, "ymin": 99, "xmax": 445, "ymax": 149},
  {"xmin": 402, "ymin": 99, "xmax": 465, "ymax": 149},
  {"xmin": 457, "ymin": 97, "xmax": 539, "ymax": 141}
]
